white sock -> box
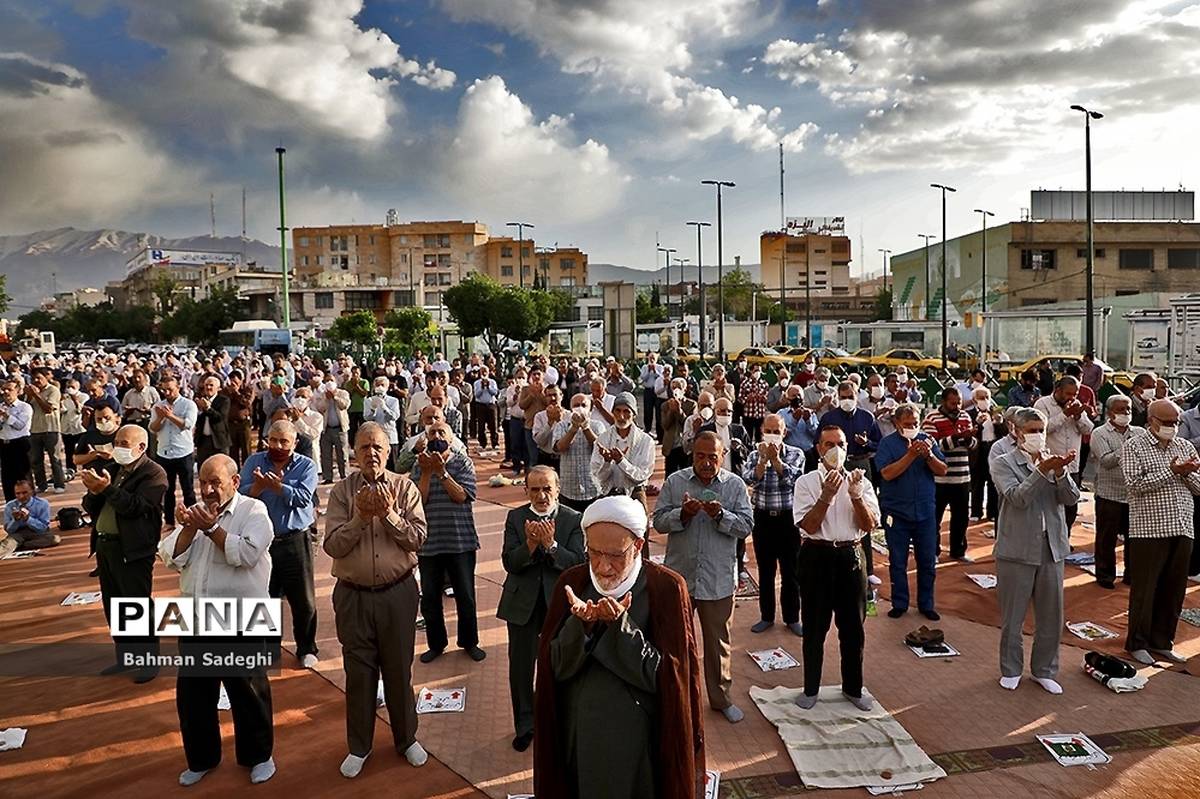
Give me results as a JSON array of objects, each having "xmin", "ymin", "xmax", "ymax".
[
  {"xmin": 179, "ymin": 769, "xmax": 210, "ymax": 787},
  {"xmin": 1033, "ymin": 677, "xmax": 1063, "ymax": 695},
  {"xmin": 404, "ymin": 741, "xmax": 428, "ymax": 767},
  {"xmin": 340, "ymin": 752, "xmax": 369, "ymax": 779},
  {"xmin": 999, "ymin": 675, "xmax": 1021, "ymax": 690}
]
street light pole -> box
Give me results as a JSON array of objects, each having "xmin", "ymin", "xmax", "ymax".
[
  {"xmin": 1070, "ymin": 104, "xmax": 1103, "ymax": 356},
  {"xmin": 275, "ymin": 147, "xmax": 290, "ymax": 329},
  {"xmin": 877, "ymin": 247, "xmax": 892, "ymax": 299},
  {"xmin": 972, "ymin": 209, "xmax": 995, "ymax": 316},
  {"xmin": 701, "ymin": 179, "xmax": 735, "ymax": 361},
  {"xmin": 674, "ymin": 257, "xmax": 689, "ymax": 324},
  {"xmin": 918, "ymin": 234, "xmax": 936, "ymax": 320},
  {"xmin": 931, "ymin": 183, "xmax": 957, "ymax": 370},
  {"xmin": 686, "ymin": 221, "xmax": 711, "ymax": 356},
  {"xmin": 506, "ymin": 221, "xmax": 534, "ymax": 288},
  {"xmin": 657, "ymin": 246, "xmax": 676, "ymax": 319}
]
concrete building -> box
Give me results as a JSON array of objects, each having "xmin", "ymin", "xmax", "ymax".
[
  {"xmin": 112, "ymin": 247, "xmax": 244, "ymax": 311},
  {"xmin": 42, "ymin": 287, "xmax": 107, "ymax": 316},
  {"xmin": 759, "ymin": 230, "xmax": 853, "ymax": 301},
  {"xmin": 890, "ymin": 190, "xmax": 1200, "ymax": 328}
]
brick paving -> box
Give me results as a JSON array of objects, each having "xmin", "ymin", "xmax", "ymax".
[{"xmin": 1, "ymin": 444, "xmax": 1198, "ymax": 798}]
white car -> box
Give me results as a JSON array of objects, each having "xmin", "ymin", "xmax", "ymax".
[{"xmin": 1136, "ymin": 336, "xmax": 1160, "ymax": 349}]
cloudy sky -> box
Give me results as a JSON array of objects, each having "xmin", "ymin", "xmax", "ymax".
[{"xmin": 3, "ymin": 0, "xmax": 1199, "ymax": 276}]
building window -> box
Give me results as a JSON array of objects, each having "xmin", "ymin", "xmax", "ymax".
[
  {"xmin": 439, "ymin": 273, "xmax": 452, "ymax": 285},
  {"xmin": 315, "ymin": 255, "xmax": 323, "ymax": 266},
  {"xmin": 786, "ymin": 242, "xmax": 805, "ymax": 254},
  {"xmin": 314, "ymin": 292, "xmax": 334, "ymax": 309},
  {"xmin": 301, "ymin": 256, "xmax": 309, "ymax": 266},
  {"xmin": 392, "ymin": 290, "xmax": 414, "ymax": 305},
  {"xmin": 501, "ymin": 265, "xmax": 513, "ymax": 277},
  {"xmin": 438, "ymin": 234, "xmax": 451, "ymax": 248},
  {"xmin": 423, "ymin": 254, "xmax": 436, "ymax": 268},
  {"xmin": 369, "ymin": 255, "xmax": 376, "ymax": 265},
  {"xmin": 424, "ymin": 274, "xmax": 438, "ymax": 286},
  {"xmin": 369, "ymin": 235, "xmax": 376, "ymax": 246},
  {"xmin": 1167, "ymin": 248, "xmax": 1200, "ymax": 269},
  {"xmin": 425, "ymin": 291, "xmax": 441, "ymax": 306},
  {"xmin": 523, "ymin": 266, "xmax": 531, "ymax": 276},
  {"xmin": 587, "ymin": 306, "xmax": 604, "ymax": 321},
  {"xmin": 521, "ymin": 247, "xmax": 530, "ymax": 258},
  {"xmin": 437, "ymin": 253, "xmax": 451, "ymax": 268},
  {"xmin": 1020, "ymin": 249, "xmax": 1056, "ymax": 270},
  {"xmin": 400, "ymin": 253, "xmax": 408, "ymax": 264},
  {"xmin": 330, "ymin": 235, "xmax": 348, "ymax": 251},
  {"xmin": 813, "ymin": 248, "xmax": 826, "ymax": 254},
  {"xmin": 501, "ymin": 246, "xmax": 513, "ymax": 258},
  {"xmin": 316, "ymin": 236, "xmax": 324, "ymax": 246},
  {"xmin": 423, "ymin": 234, "xmax": 437, "ymax": 248},
  {"xmin": 539, "ymin": 257, "xmax": 551, "ymax": 272},
  {"xmin": 561, "ymin": 258, "xmax": 575, "ymax": 270},
  {"xmin": 344, "ymin": 291, "xmax": 380, "ymax": 310},
  {"xmin": 1076, "ymin": 247, "xmax": 1106, "ymax": 259},
  {"xmin": 336, "ymin": 255, "xmax": 349, "ymax": 270},
  {"xmin": 560, "ymin": 276, "xmax": 576, "ymax": 287},
  {"xmin": 298, "ymin": 236, "xmax": 309, "ymax": 247},
  {"xmin": 1115, "ymin": 289, "xmax": 1140, "ymax": 296},
  {"xmin": 1118, "ymin": 249, "xmax": 1153, "ymax": 270}
]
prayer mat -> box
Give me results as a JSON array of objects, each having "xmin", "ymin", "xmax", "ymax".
[
  {"xmin": 735, "ymin": 574, "xmax": 759, "ymax": 599},
  {"xmin": 749, "ymin": 685, "xmax": 946, "ymax": 791}
]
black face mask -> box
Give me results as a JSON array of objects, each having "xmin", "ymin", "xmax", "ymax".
[
  {"xmin": 427, "ymin": 439, "xmax": 449, "ymax": 454},
  {"xmin": 790, "ymin": 396, "xmax": 803, "ymax": 409}
]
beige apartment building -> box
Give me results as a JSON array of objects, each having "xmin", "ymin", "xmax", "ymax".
[{"xmin": 759, "ymin": 231, "xmax": 853, "ymax": 300}]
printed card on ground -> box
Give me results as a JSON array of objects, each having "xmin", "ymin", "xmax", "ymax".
[
  {"xmin": 1, "ymin": 550, "xmax": 42, "ymax": 560},
  {"xmin": 966, "ymin": 574, "xmax": 996, "ymax": 589},
  {"xmin": 1179, "ymin": 608, "xmax": 1200, "ymax": 628},
  {"xmin": 704, "ymin": 770, "xmax": 720, "ymax": 799},
  {"xmin": 867, "ymin": 783, "xmax": 925, "ymax": 795},
  {"xmin": 60, "ymin": 591, "xmax": 103, "ymax": 606},
  {"xmin": 1037, "ymin": 733, "xmax": 1112, "ymax": 767},
  {"xmin": 748, "ymin": 648, "xmax": 799, "ymax": 672},
  {"xmin": 416, "ymin": 687, "xmax": 466, "ymax": 713},
  {"xmin": 908, "ymin": 643, "xmax": 960, "ymax": 659},
  {"xmin": 1066, "ymin": 621, "xmax": 1119, "ymax": 641}
]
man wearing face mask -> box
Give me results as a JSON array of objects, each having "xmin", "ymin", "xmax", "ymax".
[
  {"xmin": 413, "ymin": 422, "xmax": 484, "ymax": 664},
  {"xmin": 362, "ymin": 377, "xmax": 402, "ymax": 468},
  {"xmin": 738, "ymin": 365, "xmax": 768, "ymax": 443},
  {"xmin": 313, "ymin": 377, "xmax": 350, "ymax": 484},
  {"xmin": 825, "ymin": 381, "xmax": 882, "ymax": 580},
  {"xmin": 534, "ymin": 496, "xmax": 704, "ymax": 799},
  {"xmin": 660, "ymin": 378, "xmax": 696, "ymax": 476},
  {"xmin": 1121, "ymin": 399, "xmax": 1200, "ymax": 666},
  {"xmin": 1180, "ymin": 400, "xmax": 1200, "ymax": 581},
  {"xmin": 877, "ymin": 405, "xmax": 948, "ymax": 620},
  {"xmin": 240, "ymin": 421, "xmax": 320, "ymax": 668},
  {"xmin": 472, "ymin": 366, "xmax": 501, "ymax": 453},
  {"xmin": 1128, "ymin": 372, "xmax": 1156, "ymax": 428},
  {"xmin": 638, "ymin": 353, "xmax": 663, "ymax": 440},
  {"xmin": 782, "ymin": 385, "xmax": 818, "ymax": 468},
  {"xmin": 259, "ymin": 373, "xmax": 294, "ymax": 440},
  {"xmin": 701, "ymin": 397, "xmax": 752, "ymax": 584},
  {"xmin": 792, "ymin": 426, "xmax": 881, "ymax": 710},
  {"xmin": 766, "ymin": 367, "xmax": 793, "ymax": 413},
  {"xmin": 497, "ymin": 467, "xmax": 585, "ymax": 752},
  {"xmin": 742, "ymin": 414, "xmax": 804, "ymax": 636},
  {"xmin": 681, "ymin": 391, "xmax": 715, "ymax": 456},
  {"xmin": 970, "ymin": 387, "xmax": 1003, "ymax": 524},
  {"xmin": 0, "ymin": 380, "xmax": 33, "ymax": 501},
  {"xmin": 81, "ymin": 424, "xmax": 167, "ymax": 683},
  {"xmin": 591, "ymin": 393, "xmax": 655, "ymax": 515},
  {"xmin": 223, "ymin": 370, "xmax": 255, "ymax": 466},
  {"xmin": 654, "ymin": 433, "xmax": 755, "ymax": 724},
  {"xmin": 194, "ymin": 375, "xmax": 231, "ymax": 466},
  {"xmin": 289, "ymin": 386, "xmax": 324, "ymax": 477},
  {"xmin": 992, "ymin": 407, "xmax": 1078, "ymax": 695},
  {"xmin": 653, "ymin": 362, "xmax": 674, "ymax": 440},
  {"xmin": 587, "ymin": 375, "xmax": 616, "ymax": 428},
  {"xmin": 923, "ymin": 387, "xmax": 977, "ymax": 562},
  {"xmin": 802, "ymin": 368, "xmax": 836, "ymax": 420},
  {"xmin": 1090, "ymin": 395, "xmax": 1139, "ymax": 588},
  {"xmin": 955, "ymin": 369, "xmax": 989, "ymax": 414},
  {"xmin": 1034, "ymin": 376, "xmax": 1093, "ymax": 532}
]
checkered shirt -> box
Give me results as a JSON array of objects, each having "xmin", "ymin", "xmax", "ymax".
[{"xmin": 1121, "ymin": 429, "xmax": 1200, "ymax": 539}]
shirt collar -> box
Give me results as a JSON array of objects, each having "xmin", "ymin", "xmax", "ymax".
[{"xmin": 690, "ymin": 467, "xmax": 728, "ymax": 485}]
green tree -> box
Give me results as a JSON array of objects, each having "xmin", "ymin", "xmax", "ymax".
[
  {"xmin": 161, "ymin": 287, "xmax": 248, "ymax": 345},
  {"xmin": 873, "ymin": 288, "xmax": 894, "ymax": 321},
  {"xmin": 545, "ymin": 288, "xmax": 577, "ymax": 323},
  {"xmin": 151, "ymin": 271, "xmax": 181, "ymax": 316},
  {"xmin": 443, "ymin": 274, "xmax": 503, "ymax": 352},
  {"xmin": 636, "ymin": 290, "xmax": 668, "ymax": 324},
  {"xmin": 383, "ymin": 307, "xmax": 436, "ymax": 356},
  {"xmin": 327, "ymin": 309, "xmax": 381, "ymax": 345},
  {"xmin": 15, "ymin": 309, "xmax": 57, "ymax": 340},
  {"xmin": 649, "ymin": 283, "xmax": 662, "ymax": 308}
]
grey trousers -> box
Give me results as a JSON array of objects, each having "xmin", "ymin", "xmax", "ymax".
[
  {"xmin": 996, "ymin": 538, "xmax": 1063, "ymax": 679},
  {"xmin": 320, "ymin": 427, "xmax": 348, "ymax": 482},
  {"xmin": 693, "ymin": 595, "xmax": 734, "ymax": 710},
  {"xmin": 332, "ymin": 575, "xmax": 419, "ymax": 757},
  {"xmin": 29, "ymin": 431, "xmax": 65, "ymax": 490}
]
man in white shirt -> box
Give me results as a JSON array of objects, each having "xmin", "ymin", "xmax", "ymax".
[
  {"xmin": 531, "ymin": 385, "xmax": 564, "ymax": 469},
  {"xmin": 590, "ymin": 392, "xmax": 655, "ymax": 501},
  {"xmin": 587, "ymin": 376, "xmax": 615, "ymax": 428},
  {"xmin": 0, "ymin": 379, "xmax": 34, "ymax": 501},
  {"xmin": 1033, "ymin": 376, "xmax": 1093, "ymax": 531},
  {"xmin": 638, "ymin": 353, "xmax": 663, "ymax": 439},
  {"xmin": 149, "ymin": 376, "xmax": 198, "ymax": 527},
  {"xmin": 362, "ymin": 377, "xmax": 403, "ymax": 467},
  {"xmin": 160, "ymin": 455, "xmax": 276, "ymax": 787},
  {"xmin": 792, "ymin": 426, "xmax": 881, "ymax": 711}
]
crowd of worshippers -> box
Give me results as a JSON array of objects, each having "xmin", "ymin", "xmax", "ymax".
[{"xmin": 2, "ymin": 344, "xmax": 1199, "ymax": 794}]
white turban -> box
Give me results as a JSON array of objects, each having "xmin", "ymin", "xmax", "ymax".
[{"xmin": 581, "ymin": 495, "xmax": 647, "ymax": 539}]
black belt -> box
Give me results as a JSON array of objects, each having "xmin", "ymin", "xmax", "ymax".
[
  {"xmin": 340, "ymin": 571, "xmax": 413, "ymax": 592},
  {"xmin": 756, "ymin": 508, "xmax": 794, "ymax": 518},
  {"xmin": 275, "ymin": 528, "xmax": 310, "ymax": 539},
  {"xmin": 801, "ymin": 537, "xmax": 858, "ymax": 549},
  {"xmin": 96, "ymin": 532, "xmax": 121, "ymax": 541}
]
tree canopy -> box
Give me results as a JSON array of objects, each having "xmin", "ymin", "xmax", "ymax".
[
  {"xmin": 327, "ymin": 309, "xmax": 380, "ymax": 345},
  {"xmin": 383, "ymin": 306, "xmax": 436, "ymax": 355},
  {"xmin": 443, "ymin": 274, "xmax": 570, "ymax": 354}
]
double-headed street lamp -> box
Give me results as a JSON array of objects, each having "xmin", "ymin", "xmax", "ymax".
[
  {"xmin": 674, "ymin": 257, "xmax": 690, "ymax": 321},
  {"xmin": 877, "ymin": 248, "xmax": 892, "ymax": 296},
  {"xmin": 506, "ymin": 221, "xmax": 534, "ymax": 288},
  {"xmin": 657, "ymin": 246, "xmax": 677, "ymax": 320},
  {"xmin": 1070, "ymin": 104, "xmax": 1103, "ymax": 357},
  {"xmin": 918, "ymin": 234, "xmax": 936, "ymax": 320},
  {"xmin": 686, "ymin": 221, "xmax": 712, "ymax": 356},
  {"xmin": 973, "ymin": 209, "xmax": 995, "ymax": 316},
  {"xmin": 701, "ymin": 179, "xmax": 735, "ymax": 361},
  {"xmin": 930, "ymin": 183, "xmax": 957, "ymax": 370}
]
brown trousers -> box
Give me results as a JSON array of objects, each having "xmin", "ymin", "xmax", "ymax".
[
  {"xmin": 333, "ymin": 575, "xmax": 419, "ymax": 756},
  {"xmin": 229, "ymin": 419, "xmax": 253, "ymax": 467},
  {"xmin": 693, "ymin": 595, "xmax": 734, "ymax": 710}
]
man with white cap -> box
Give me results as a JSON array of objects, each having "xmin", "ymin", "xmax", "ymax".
[
  {"xmin": 590, "ymin": 391, "xmax": 655, "ymax": 512},
  {"xmin": 533, "ymin": 495, "xmax": 705, "ymax": 799}
]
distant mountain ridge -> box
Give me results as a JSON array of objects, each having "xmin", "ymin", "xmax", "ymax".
[{"xmin": 588, "ymin": 262, "xmax": 762, "ymax": 285}]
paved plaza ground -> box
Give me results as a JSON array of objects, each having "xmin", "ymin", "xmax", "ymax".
[{"xmin": 1, "ymin": 446, "xmax": 1198, "ymax": 799}]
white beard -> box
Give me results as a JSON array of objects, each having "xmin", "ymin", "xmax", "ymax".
[{"xmin": 589, "ymin": 555, "xmax": 642, "ymax": 599}]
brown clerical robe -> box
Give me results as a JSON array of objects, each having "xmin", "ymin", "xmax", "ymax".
[{"xmin": 533, "ymin": 561, "xmax": 705, "ymax": 799}]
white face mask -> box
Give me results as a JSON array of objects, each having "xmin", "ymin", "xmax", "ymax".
[
  {"xmin": 672, "ymin": 388, "xmax": 684, "ymax": 401},
  {"xmin": 374, "ymin": 386, "xmax": 387, "ymax": 395},
  {"xmin": 1153, "ymin": 423, "xmax": 1178, "ymax": 442},
  {"xmin": 816, "ymin": 381, "xmax": 828, "ymax": 390},
  {"xmin": 699, "ymin": 406, "xmax": 713, "ymax": 421},
  {"xmin": 1021, "ymin": 432, "xmax": 1046, "ymax": 454},
  {"xmin": 869, "ymin": 386, "xmax": 884, "ymax": 400},
  {"xmin": 571, "ymin": 407, "xmax": 589, "ymax": 423},
  {"xmin": 96, "ymin": 419, "xmax": 118, "ymax": 434},
  {"xmin": 803, "ymin": 363, "xmax": 814, "ymax": 372},
  {"xmin": 838, "ymin": 398, "xmax": 857, "ymax": 413},
  {"xmin": 111, "ymin": 446, "xmax": 137, "ymax": 465},
  {"xmin": 900, "ymin": 426, "xmax": 920, "ymax": 440},
  {"xmin": 293, "ymin": 398, "xmax": 309, "ymax": 412},
  {"xmin": 714, "ymin": 413, "xmax": 731, "ymax": 428},
  {"xmin": 822, "ymin": 445, "xmax": 847, "ymax": 471},
  {"xmin": 1112, "ymin": 412, "xmax": 1131, "ymax": 427},
  {"xmin": 762, "ymin": 432, "xmax": 783, "ymax": 446},
  {"xmin": 976, "ymin": 397, "xmax": 990, "ymax": 409}
]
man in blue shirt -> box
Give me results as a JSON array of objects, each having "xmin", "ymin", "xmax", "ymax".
[
  {"xmin": 240, "ymin": 420, "xmax": 320, "ymax": 667},
  {"xmin": 823, "ymin": 381, "xmax": 882, "ymax": 474},
  {"xmin": 0, "ymin": 479, "xmax": 58, "ymax": 556},
  {"xmin": 781, "ymin": 385, "xmax": 817, "ymax": 454},
  {"xmin": 876, "ymin": 404, "xmax": 948, "ymax": 620},
  {"xmin": 150, "ymin": 376, "xmax": 198, "ymax": 527}
]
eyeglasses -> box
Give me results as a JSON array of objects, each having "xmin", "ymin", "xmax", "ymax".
[{"xmin": 586, "ymin": 541, "xmax": 637, "ymax": 564}]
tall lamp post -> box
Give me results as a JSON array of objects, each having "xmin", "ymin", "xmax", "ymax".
[
  {"xmin": 1070, "ymin": 104, "xmax": 1103, "ymax": 356},
  {"xmin": 973, "ymin": 208, "xmax": 995, "ymax": 323},
  {"xmin": 930, "ymin": 183, "xmax": 957, "ymax": 370},
  {"xmin": 686, "ymin": 221, "xmax": 711, "ymax": 355},
  {"xmin": 657, "ymin": 246, "xmax": 677, "ymax": 320},
  {"xmin": 275, "ymin": 147, "xmax": 290, "ymax": 328},
  {"xmin": 918, "ymin": 234, "xmax": 936, "ymax": 320},
  {"xmin": 701, "ymin": 179, "xmax": 735, "ymax": 361},
  {"xmin": 674, "ymin": 257, "xmax": 690, "ymax": 323},
  {"xmin": 877, "ymin": 249, "xmax": 892, "ymax": 315},
  {"xmin": 506, "ymin": 221, "xmax": 534, "ymax": 288}
]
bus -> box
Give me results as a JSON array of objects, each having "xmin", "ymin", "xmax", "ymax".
[{"xmin": 218, "ymin": 321, "xmax": 292, "ymax": 358}]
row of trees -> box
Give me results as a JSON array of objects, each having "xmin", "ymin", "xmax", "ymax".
[
  {"xmin": 324, "ymin": 306, "xmax": 438, "ymax": 357},
  {"xmin": 442, "ymin": 275, "xmax": 575, "ymax": 354},
  {"xmin": 637, "ymin": 268, "xmax": 791, "ymax": 325}
]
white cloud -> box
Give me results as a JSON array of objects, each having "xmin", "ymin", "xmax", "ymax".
[
  {"xmin": 0, "ymin": 52, "xmax": 200, "ymax": 232},
  {"xmin": 762, "ymin": 1, "xmax": 1200, "ymax": 172},
  {"xmin": 118, "ymin": 0, "xmax": 455, "ymax": 141},
  {"xmin": 444, "ymin": 76, "xmax": 629, "ymax": 223},
  {"xmin": 439, "ymin": 0, "xmax": 815, "ymax": 151}
]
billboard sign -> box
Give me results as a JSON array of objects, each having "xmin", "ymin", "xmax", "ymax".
[
  {"xmin": 785, "ymin": 216, "xmax": 845, "ymax": 235},
  {"xmin": 1126, "ymin": 313, "xmax": 1170, "ymax": 372},
  {"xmin": 126, "ymin": 248, "xmax": 242, "ymax": 277}
]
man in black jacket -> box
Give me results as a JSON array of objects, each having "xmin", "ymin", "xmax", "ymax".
[
  {"xmin": 80, "ymin": 424, "xmax": 167, "ymax": 683},
  {"xmin": 194, "ymin": 375, "xmax": 232, "ymax": 465},
  {"xmin": 496, "ymin": 466, "xmax": 585, "ymax": 753}
]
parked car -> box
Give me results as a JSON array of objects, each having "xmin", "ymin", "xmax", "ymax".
[
  {"xmin": 996, "ymin": 354, "xmax": 1134, "ymax": 389},
  {"xmin": 783, "ymin": 347, "xmax": 869, "ymax": 370},
  {"xmin": 729, "ymin": 346, "xmax": 793, "ymax": 367},
  {"xmin": 869, "ymin": 348, "xmax": 959, "ymax": 376}
]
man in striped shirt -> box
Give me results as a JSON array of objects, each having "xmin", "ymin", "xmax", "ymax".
[
  {"xmin": 1090, "ymin": 395, "xmax": 1138, "ymax": 588},
  {"xmin": 923, "ymin": 387, "xmax": 977, "ymax": 562},
  {"xmin": 1121, "ymin": 399, "xmax": 1200, "ymax": 666}
]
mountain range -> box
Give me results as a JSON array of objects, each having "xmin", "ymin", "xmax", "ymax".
[{"xmin": 0, "ymin": 227, "xmax": 761, "ymax": 314}]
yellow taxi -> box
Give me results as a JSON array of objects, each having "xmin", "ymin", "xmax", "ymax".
[
  {"xmin": 668, "ymin": 346, "xmax": 718, "ymax": 364},
  {"xmin": 782, "ymin": 347, "xmax": 870, "ymax": 370},
  {"xmin": 996, "ymin": 355, "xmax": 1133, "ymax": 388},
  {"xmin": 869, "ymin": 348, "xmax": 960, "ymax": 376},
  {"xmin": 729, "ymin": 346, "xmax": 793, "ymax": 367}
]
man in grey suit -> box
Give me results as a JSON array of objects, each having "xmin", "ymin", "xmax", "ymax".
[
  {"xmin": 496, "ymin": 465, "xmax": 585, "ymax": 752},
  {"xmin": 991, "ymin": 406, "xmax": 1080, "ymax": 696}
]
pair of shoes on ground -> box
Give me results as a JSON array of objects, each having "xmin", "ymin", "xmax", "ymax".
[
  {"xmin": 750, "ymin": 620, "xmax": 803, "ymax": 636},
  {"xmin": 420, "ymin": 646, "xmax": 486, "ymax": 664},
  {"xmin": 340, "ymin": 743, "xmax": 427, "ymax": 778},
  {"xmin": 180, "ymin": 757, "xmax": 276, "ymax": 786},
  {"xmin": 888, "ymin": 606, "xmax": 940, "ymax": 621}
]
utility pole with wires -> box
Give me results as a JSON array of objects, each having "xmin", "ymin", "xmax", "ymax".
[{"xmin": 779, "ymin": 142, "xmax": 788, "ymax": 346}]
